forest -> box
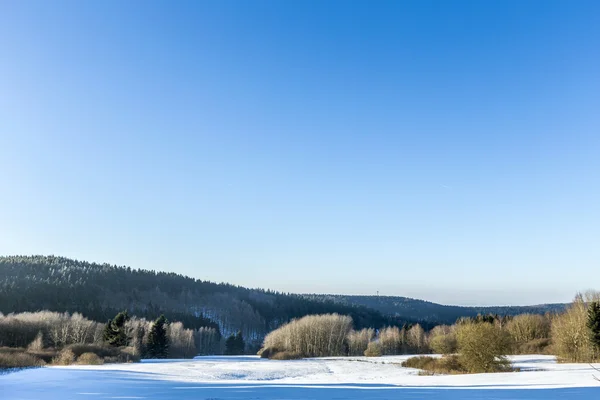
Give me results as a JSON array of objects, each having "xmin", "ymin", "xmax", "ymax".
[{"xmin": 0, "ymin": 255, "xmax": 419, "ymax": 346}]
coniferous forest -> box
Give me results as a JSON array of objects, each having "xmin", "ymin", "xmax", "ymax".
[
  {"xmin": 0, "ymin": 255, "xmax": 415, "ymax": 345},
  {"xmin": 0, "ymin": 255, "xmax": 567, "ymax": 347}
]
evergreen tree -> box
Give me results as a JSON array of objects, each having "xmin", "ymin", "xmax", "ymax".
[
  {"xmin": 225, "ymin": 331, "xmax": 245, "ymax": 355},
  {"xmin": 147, "ymin": 315, "xmax": 169, "ymax": 358},
  {"xmin": 587, "ymin": 301, "xmax": 600, "ymax": 351},
  {"xmin": 103, "ymin": 311, "xmax": 130, "ymax": 347}
]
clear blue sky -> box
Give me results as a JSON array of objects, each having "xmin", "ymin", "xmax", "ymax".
[{"xmin": 1, "ymin": 1, "xmax": 599, "ymax": 306}]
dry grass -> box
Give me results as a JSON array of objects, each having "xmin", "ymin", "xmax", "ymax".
[{"xmin": 402, "ymin": 355, "xmax": 478, "ymax": 375}]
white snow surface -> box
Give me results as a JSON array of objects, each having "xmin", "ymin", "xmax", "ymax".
[{"xmin": 2, "ymin": 355, "xmax": 600, "ymax": 399}]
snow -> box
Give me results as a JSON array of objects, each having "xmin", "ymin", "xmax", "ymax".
[{"xmin": 2, "ymin": 355, "xmax": 600, "ymax": 399}]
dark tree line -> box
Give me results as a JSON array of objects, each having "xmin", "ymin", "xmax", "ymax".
[{"xmin": 0, "ymin": 256, "xmax": 417, "ymax": 343}]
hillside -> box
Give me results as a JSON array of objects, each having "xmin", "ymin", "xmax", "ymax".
[
  {"xmin": 303, "ymin": 294, "xmax": 568, "ymax": 325},
  {"xmin": 0, "ymin": 256, "xmax": 412, "ymax": 345},
  {"xmin": 0, "ymin": 256, "xmax": 568, "ymax": 344}
]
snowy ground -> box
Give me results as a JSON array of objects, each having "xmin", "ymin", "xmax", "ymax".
[{"xmin": 2, "ymin": 355, "xmax": 600, "ymax": 399}]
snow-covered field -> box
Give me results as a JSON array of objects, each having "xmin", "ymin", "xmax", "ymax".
[{"xmin": 2, "ymin": 355, "xmax": 599, "ymax": 399}]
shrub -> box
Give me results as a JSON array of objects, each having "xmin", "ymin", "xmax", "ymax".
[
  {"xmin": 77, "ymin": 352, "xmax": 104, "ymax": 365},
  {"xmin": 401, "ymin": 355, "xmax": 436, "ymax": 370},
  {"xmin": 270, "ymin": 351, "xmax": 302, "ymax": 360},
  {"xmin": 52, "ymin": 348, "xmax": 76, "ymax": 365},
  {"xmin": 26, "ymin": 349, "xmax": 58, "ymax": 364},
  {"xmin": 0, "ymin": 348, "xmax": 46, "ymax": 369},
  {"xmin": 516, "ymin": 338, "xmax": 551, "ymax": 355},
  {"xmin": 364, "ymin": 341, "xmax": 382, "ymax": 357},
  {"xmin": 66, "ymin": 343, "xmax": 118, "ymax": 358},
  {"xmin": 259, "ymin": 314, "xmax": 352, "ymax": 358},
  {"xmin": 402, "ymin": 355, "xmax": 466, "ymax": 374},
  {"xmin": 456, "ymin": 321, "xmax": 511, "ymax": 373}
]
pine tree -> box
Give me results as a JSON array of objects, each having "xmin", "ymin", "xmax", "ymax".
[
  {"xmin": 103, "ymin": 311, "xmax": 130, "ymax": 347},
  {"xmin": 235, "ymin": 331, "xmax": 245, "ymax": 354},
  {"xmin": 587, "ymin": 301, "xmax": 600, "ymax": 351},
  {"xmin": 225, "ymin": 331, "xmax": 245, "ymax": 355},
  {"xmin": 147, "ymin": 315, "xmax": 169, "ymax": 358}
]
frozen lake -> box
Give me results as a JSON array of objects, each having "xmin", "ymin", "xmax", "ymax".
[{"xmin": 2, "ymin": 355, "xmax": 600, "ymax": 399}]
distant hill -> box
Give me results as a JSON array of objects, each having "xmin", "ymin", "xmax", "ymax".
[
  {"xmin": 0, "ymin": 256, "xmax": 569, "ymax": 344},
  {"xmin": 303, "ymin": 294, "xmax": 568, "ymax": 325},
  {"xmin": 0, "ymin": 256, "xmax": 415, "ymax": 345}
]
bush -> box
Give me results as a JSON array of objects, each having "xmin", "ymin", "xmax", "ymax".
[
  {"xmin": 270, "ymin": 351, "xmax": 302, "ymax": 360},
  {"xmin": 77, "ymin": 352, "xmax": 104, "ymax": 365},
  {"xmin": 402, "ymin": 355, "xmax": 436, "ymax": 370},
  {"xmin": 516, "ymin": 338, "xmax": 551, "ymax": 355},
  {"xmin": 402, "ymin": 355, "xmax": 467, "ymax": 375},
  {"xmin": 26, "ymin": 349, "xmax": 58, "ymax": 364},
  {"xmin": 364, "ymin": 341, "xmax": 382, "ymax": 357},
  {"xmin": 0, "ymin": 348, "xmax": 46, "ymax": 369},
  {"xmin": 66, "ymin": 343, "xmax": 118, "ymax": 358},
  {"xmin": 52, "ymin": 348, "xmax": 76, "ymax": 365},
  {"xmin": 456, "ymin": 321, "xmax": 511, "ymax": 373},
  {"xmin": 259, "ymin": 314, "xmax": 352, "ymax": 358}
]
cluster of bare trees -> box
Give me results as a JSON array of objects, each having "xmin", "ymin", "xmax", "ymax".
[
  {"xmin": 0, "ymin": 311, "xmax": 222, "ymax": 359},
  {"xmin": 258, "ymin": 314, "xmax": 430, "ymax": 359},
  {"xmin": 551, "ymin": 291, "xmax": 600, "ymax": 362},
  {"xmin": 0, "ymin": 311, "xmax": 103, "ymax": 348},
  {"xmin": 346, "ymin": 328, "xmax": 374, "ymax": 356},
  {"xmin": 260, "ymin": 314, "xmax": 352, "ymax": 358},
  {"xmin": 122, "ymin": 316, "xmax": 222, "ymax": 358},
  {"xmin": 258, "ymin": 291, "xmax": 600, "ymax": 365},
  {"xmin": 352, "ymin": 325, "xmax": 428, "ymax": 356}
]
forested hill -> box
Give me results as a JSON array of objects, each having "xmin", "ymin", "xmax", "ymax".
[
  {"xmin": 303, "ymin": 294, "xmax": 568, "ymax": 325},
  {"xmin": 0, "ymin": 256, "xmax": 418, "ymax": 344},
  {"xmin": 0, "ymin": 256, "xmax": 568, "ymax": 343}
]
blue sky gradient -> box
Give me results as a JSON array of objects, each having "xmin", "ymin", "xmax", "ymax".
[{"xmin": 1, "ymin": 1, "xmax": 599, "ymax": 305}]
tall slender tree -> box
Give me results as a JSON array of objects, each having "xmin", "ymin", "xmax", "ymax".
[
  {"xmin": 587, "ymin": 301, "xmax": 600, "ymax": 352},
  {"xmin": 147, "ymin": 315, "xmax": 169, "ymax": 358}
]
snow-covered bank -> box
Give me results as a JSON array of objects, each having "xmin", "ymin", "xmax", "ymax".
[{"xmin": 2, "ymin": 355, "xmax": 599, "ymax": 399}]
